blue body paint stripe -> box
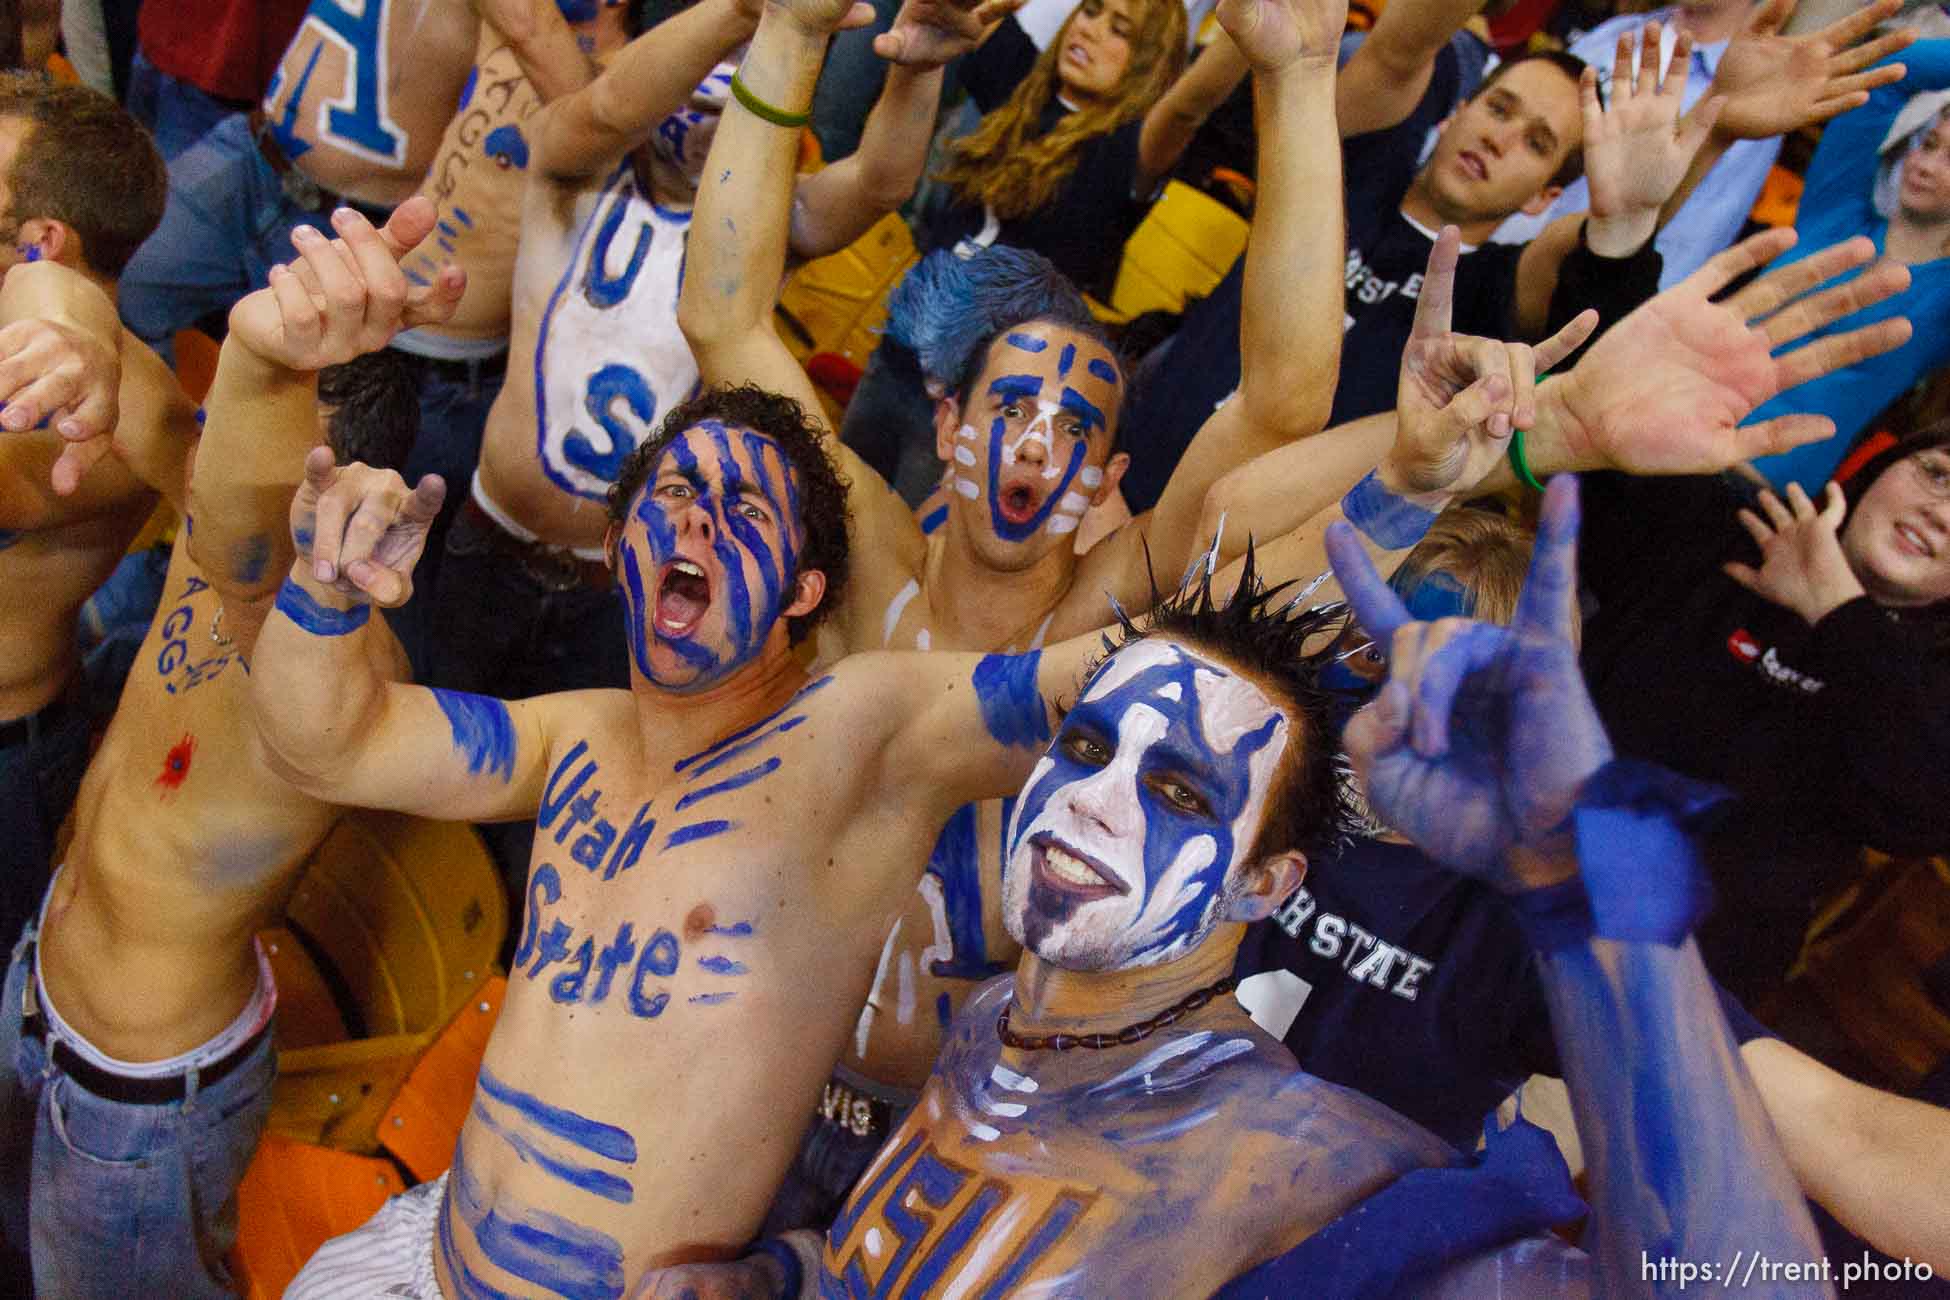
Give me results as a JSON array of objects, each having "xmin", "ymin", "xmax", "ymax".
[
  {"xmin": 468, "ymin": 1102, "xmax": 635, "ymax": 1205},
  {"xmin": 1002, "ymin": 333, "xmax": 1047, "ymax": 353},
  {"xmin": 684, "ymin": 716, "xmax": 807, "ymax": 780},
  {"xmin": 977, "ymin": 1196, "xmax": 1088, "ymax": 1300},
  {"xmin": 1341, "ymin": 469, "xmax": 1440, "ymax": 550},
  {"xmin": 476, "ymin": 1067, "xmax": 637, "ymax": 1163},
  {"xmin": 688, "ymin": 992, "xmax": 736, "ymax": 1005},
  {"xmin": 432, "ymin": 689, "xmax": 518, "ymax": 782},
  {"xmin": 438, "ymin": 220, "xmax": 460, "ymax": 238},
  {"xmin": 920, "ymin": 504, "xmax": 947, "ymax": 535},
  {"xmin": 453, "ymin": 207, "xmax": 474, "ymax": 227},
  {"xmin": 972, "ymin": 653, "xmax": 1050, "ymax": 748},
  {"xmin": 673, "ymin": 676, "xmax": 831, "ymax": 772},
  {"xmin": 674, "ymin": 757, "xmax": 780, "ymax": 811},
  {"xmin": 665, "ymin": 819, "xmax": 735, "ymax": 848},
  {"xmin": 695, "ymin": 956, "xmax": 747, "ymax": 975},
  {"xmin": 440, "ymin": 1197, "xmax": 525, "ymax": 1300},
  {"xmin": 274, "ymin": 580, "xmax": 371, "ymax": 636},
  {"xmin": 705, "ymin": 921, "xmax": 754, "ymax": 937},
  {"xmin": 451, "ymin": 1158, "xmax": 625, "ymax": 1300}
]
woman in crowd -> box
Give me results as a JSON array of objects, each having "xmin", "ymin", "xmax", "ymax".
[{"xmin": 842, "ymin": 0, "xmax": 1249, "ymax": 499}]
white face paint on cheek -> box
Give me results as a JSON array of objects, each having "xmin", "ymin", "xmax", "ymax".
[
  {"xmin": 953, "ymin": 424, "xmax": 982, "ymax": 500},
  {"xmin": 1047, "ymin": 489, "xmax": 1091, "ymax": 536}
]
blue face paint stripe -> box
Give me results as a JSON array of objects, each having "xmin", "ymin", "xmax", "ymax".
[
  {"xmin": 1087, "ymin": 358, "xmax": 1118, "ymax": 384},
  {"xmin": 987, "ymin": 375, "xmax": 1044, "ymax": 402},
  {"xmin": 695, "ymin": 956, "xmax": 747, "ymax": 974},
  {"xmin": 467, "ymin": 1102, "xmax": 636, "ymax": 1204},
  {"xmin": 1002, "ymin": 333, "xmax": 1048, "ymax": 353},
  {"xmin": 451, "ymin": 1157, "xmax": 625, "ymax": 1300},
  {"xmin": 432, "ymin": 689, "xmax": 518, "ymax": 783},
  {"xmin": 618, "ymin": 542, "xmax": 658, "ymax": 680},
  {"xmin": 972, "ymin": 653, "xmax": 1050, "ymax": 748},
  {"xmin": 673, "ymin": 756, "xmax": 780, "ymax": 811},
  {"xmin": 665, "ymin": 819, "xmax": 736, "ymax": 848},
  {"xmin": 476, "ymin": 1066, "xmax": 637, "ymax": 1163},
  {"xmin": 275, "ymin": 581, "xmax": 371, "ymax": 636},
  {"xmin": 920, "ymin": 504, "xmax": 947, "ymax": 535},
  {"xmin": 738, "ymin": 429, "xmax": 798, "ymax": 563},
  {"xmin": 1060, "ymin": 387, "xmax": 1106, "ymax": 435},
  {"xmin": 672, "ymin": 675, "xmax": 831, "ymax": 772},
  {"xmin": 1057, "ymin": 343, "xmax": 1075, "ymax": 378},
  {"xmin": 986, "ymin": 435, "xmax": 1088, "ymax": 543}
]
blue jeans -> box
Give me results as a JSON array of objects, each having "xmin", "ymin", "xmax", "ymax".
[
  {"xmin": 117, "ymin": 112, "xmax": 337, "ymax": 361},
  {"xmin": 123, "ymin": 51, "xmax": 244, "ymax": 162},
  {"xmin": 761, "ymin": 1078, "xmax": 916, "ymax": 1236},
  {"xmin": 0, "ymin": 920, "xmax": 277, "ymax": 1298},
  {"xmin": 381, "ymin": 355, "xmax": 506, "ymax": 686}
]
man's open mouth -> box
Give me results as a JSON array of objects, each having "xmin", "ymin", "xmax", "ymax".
[
  {"xmin": 999, "ymin": 482, "xmax": 1043, "ymax": 526},
  {"xmin": 1031, "ymin": 835, "xmax": 1128, "ymax": 901},
  {"xmin": 655, "ymin": 558, "xmax": 712, "ymax": 636}
]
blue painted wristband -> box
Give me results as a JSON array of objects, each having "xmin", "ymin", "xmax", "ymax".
[
  {"xmin": 1572, "ymin": 760, "xmax": 1727, "ymax": 947},
  {"xmin": 275, "ymin": 578, "xmax": 371, "ymax": 636},
  {"xmin": 1341, "ymin": 469, "xmax": 1441, "ymax": 550},
  {"xmin": 1508, "ymin": 878, "xmax": 1595, "ymax": 953},
  {"xmin": 748, "ymin": 1236, "xmax": 804, "ymax": 1299}
]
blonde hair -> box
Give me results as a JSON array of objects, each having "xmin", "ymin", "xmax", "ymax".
[
  {"xmin": 1392, "ymin": 507, "xmax": 1536, "ymax": 628},
  {"xmin": 936, "ymin": 0, "xmax": 1187, "ymax": 222}
]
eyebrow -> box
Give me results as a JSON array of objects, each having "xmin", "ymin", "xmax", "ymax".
[
  {"xmin": 1060, "ymin": 386, "xmax": 1106, "ymax": 434},
  {"xmin": 989, "ymin": 374, "xmax": 1045, "ymax": 401}
]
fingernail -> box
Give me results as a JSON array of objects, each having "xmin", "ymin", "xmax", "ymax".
[{"xmin": 314, "ymin": 559, "xmax": 334, "ymax": 582}]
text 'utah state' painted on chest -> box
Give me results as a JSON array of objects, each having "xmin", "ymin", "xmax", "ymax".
[
  {"xmin": 822, "ymin": 1131, "xmax": 1097, "ymax": 1298},
  {"xmin": 1270, "ymin": 887, "xmax": 1435, "ymax": 1002},
  {"xmin": 534, "ymin": 162, "xmax": 698, "ymax": 501}
]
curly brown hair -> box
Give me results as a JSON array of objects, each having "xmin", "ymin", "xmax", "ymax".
[
  {"xmin": 605, "ymin": 383, "xmax": 851, "ymax": 644},
  {"xmin": 0, "ymin": 73, "xmax": 165, "ymax": 276},
  {"xmin": 936, "ymin": 0, "xmax": 1187, "ymax": 222}
]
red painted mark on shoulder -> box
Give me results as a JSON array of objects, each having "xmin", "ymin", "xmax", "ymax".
[{"xmin": 156, "ymin": 734, "xmax": 196, "ymax": 793}]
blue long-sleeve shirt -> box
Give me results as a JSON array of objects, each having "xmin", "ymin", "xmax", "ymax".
[{"xmin": 1750, "ymin": 40, "xmax": 1950, "ymax": 491}]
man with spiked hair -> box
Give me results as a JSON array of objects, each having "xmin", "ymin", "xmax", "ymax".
[{"xmin": 640, "ymin": 488, "xmax": 1828, "ymax": 1298}]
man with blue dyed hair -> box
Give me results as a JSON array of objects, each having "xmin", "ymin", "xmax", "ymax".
[
  {"xmin": 679, "ymin": 0, "xmax": 1358, "ymax": 1228},
  {"xmin": 0, "ymin": 200, "xmax": 463, "ymax": 1296}
]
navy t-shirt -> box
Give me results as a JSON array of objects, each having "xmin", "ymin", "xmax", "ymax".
[{"xmin": 1235, "ymin": 836, "xmax": 1776, "ymax": 1148}]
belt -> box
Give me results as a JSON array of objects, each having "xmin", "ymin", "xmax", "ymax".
[
  {"xmin": 248, "ymin": 110, "xmax": 394, "ymax": 226},
  {"xmin": 20, "ymin": 940, "xmax": 270, "ymax": 1105},
  {"xmin": 460, "ymin": 494, "xmax": 614, "ymax": 593},
  {"xmin": 397, "ymin": 346, "xmax": 509, "ymax": 388},
  {"xmin": 814, "ymin": 1077, "xmax": 896, "ymax": 1140},
  {"xmin": 0, "ymin": 676, "xmax": 78, "ymax": 750}
]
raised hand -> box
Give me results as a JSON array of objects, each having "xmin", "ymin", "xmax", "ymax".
[
  {"xmin": 1328, "ymin": 476, "xmax": 1614, "ymax": 885},
  {"xmin": 1582, "ymin": 23, "xmax": 1722, "ymax": 234},
  {"xmin": 1711, "ymin": 0, "xmax": 1914, "ymax": 140},
  {"xmin": 227, "ymin": 197, "xmax": 466, "ymax": 374},
  {"xmin": 0, "ymin": 312, "xmax": 122, "ymax": 495},
  {"xmin": 770, "ymin": 0, "xmax": 880, "ymax": 37},
  {"xmin": 1724, "ymin": 481, "xmax": 1866, "ymax": 623},
  {"xmin": 1388, "ymin": 226, "xmax": 1596, "ymax": 494},
  {"xmin": 1547, "ymin": 228, "xmax": 1913, "ymax": 475},
  {"xmin": 873, "ymin": 0, "xmax": 1023, "ymax": 65},
  {"xmin": 1217, "ymin": 0, "xmax": 1347, "ymax": 72},
  {"xmin": 291, "ymin": 446, "xmax": 445, "ymax": 605}
]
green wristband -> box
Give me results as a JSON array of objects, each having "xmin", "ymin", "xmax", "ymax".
[
  {"xmin": 1508, "ymin": 426, "xmax": 1546, "ymax": 493},
  {"xmin": 730, "ymin": 70, "xmax": 812, "ymax": 129}
]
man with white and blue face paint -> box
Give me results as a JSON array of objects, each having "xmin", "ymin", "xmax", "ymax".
[{"xmin": 682, "ymin": 0, "xmax": 1357, "ymax": 1229}]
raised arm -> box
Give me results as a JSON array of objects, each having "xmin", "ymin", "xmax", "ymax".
[
  {"xmin": 1085, "ymin": 0, "xmax": 1348, "ymax": 610},
  {"xmin": 1335, "ymin": 0, "xmax": 1485, "ymax": 139},
  {"xmin": 188, "ymin": 201, "xmax": 465, "ymax": 652},
  {"xmin": 1331, "ymin": 478, "xmax": 1826, "ymax": 1293},
  {"xmin": 1513, "ymin": 26, "xmax": 1719, "ymax": 337},
  {"xmin": 533, "ymin": 0, "xmax": 762, "ymax": 182},
  {"xmin": 1480, "ymin": 229, "xmax": 1913, "ymax": 494},
  {"xmin": 473, "ymin": 0, "xmax": 600, "ymax": 104},
  {"xmin": 1136, "ymin": 31, "xmax": 1251, "ymax": 193}
]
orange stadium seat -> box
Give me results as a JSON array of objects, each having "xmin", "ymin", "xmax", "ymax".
[{"xmin": 230, "ymin": 1133, "xmax": 407, "ymax": 1299}]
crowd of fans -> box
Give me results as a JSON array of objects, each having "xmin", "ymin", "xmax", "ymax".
[{"xmin": 0, "ymin": 0, "xmax": 1947, "ymax": 1294}]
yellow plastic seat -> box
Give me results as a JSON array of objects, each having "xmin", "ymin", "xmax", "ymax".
[
  {"xmin": 1098, "ymin": 180, "xmax": 1252, "ymax": 325},
  {"xmin": 774, "ymin": 211, "xmax": 920, "ymax": 423},
  {"xmin": 264, "ymin": 810, "xmax": 507, "ymax": 1153},
  {"xmin": 229, "ymin": 1132, "xmax": 407, "ymax": 1300}
]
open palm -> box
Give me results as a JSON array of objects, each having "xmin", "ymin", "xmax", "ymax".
[
  {"xmin": 1711, "ymin": 0, "xmax": 1913, "ymax": 141},
  {"xmin": 1552, "ymin": 229, "xmax": 1913, "ymax": 475},
  {"xmin": 1216, "ymin": 0, "xmax": 1345, "ymax": 71}
]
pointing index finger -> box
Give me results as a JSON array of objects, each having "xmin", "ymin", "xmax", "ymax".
[
  {"xmin": 1512, "ymin": 475, "xmax": 1582, "ymax": 640},
  {"xmin": 1408, "ymin": 226, "xmax": 1461, "ymax": 343},
  {"xmin": 1326, "ymin": 520, "xmax": 1415, "ymax": 649}
]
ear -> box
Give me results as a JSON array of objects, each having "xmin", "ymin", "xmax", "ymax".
[
  {"xmin": 1090, "ymin": 451, "xmax": 1130, "ymax": 508},
  {"xmin": 784, "ymin": 567, "xmax": 827, "ymax": 620},
  {"xmin": 602, "ymin": 519, "xmax": 621, "ymax": 570},
  {"xmin": 932, "ymin": 394, "xmax": 965, "ymax": 466},
  {"xmin": 1220, "ymin": 851, "xmax": 1306, "ymax": 923},
  {"xmin": 14, "ymin": 218, "xmax": 65, "ymax": 266},
  {"xmin": 1517, "ymin": 183, "xmax": 1565, "ymax": 218}
]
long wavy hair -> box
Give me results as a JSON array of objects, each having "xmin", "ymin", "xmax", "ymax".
[{"xmin": 937, "ymin": 0, "xmax": 1187, "ymax": 221}]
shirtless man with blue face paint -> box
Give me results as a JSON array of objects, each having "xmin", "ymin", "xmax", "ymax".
[{"xmin": 681, "ymin": 0, "xmax": 1355, "ymax": 1219}]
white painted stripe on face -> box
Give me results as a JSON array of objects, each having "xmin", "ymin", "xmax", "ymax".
[
  {"xmin": 881, "ymin": 577, "xmax": 920, "ymax": 648},
  {"xmin": 956, "ymin": 422, "xmax": 979, "ymax": 440},
  {"xmin": 954, "ymin": 445, "xmax": 977, "ymax": 466},
  {"xmin": 1156, "ymin": 681, "xmax": 1182, "ymax": 702},
  {"xmin": 1057, "ymin": 492, "xmax": 1089, "ymax": 515},
  {"xmin": 954, "ymin": 477, "xmax": 979, "ymax": 499},
  {"xmin": 1047, "ymin": 515, "xmax": 1079, "ymax": 535},
  {"xmin": 1079, "ymin": 466, "xmax": 1104, "ymax": 489}
]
